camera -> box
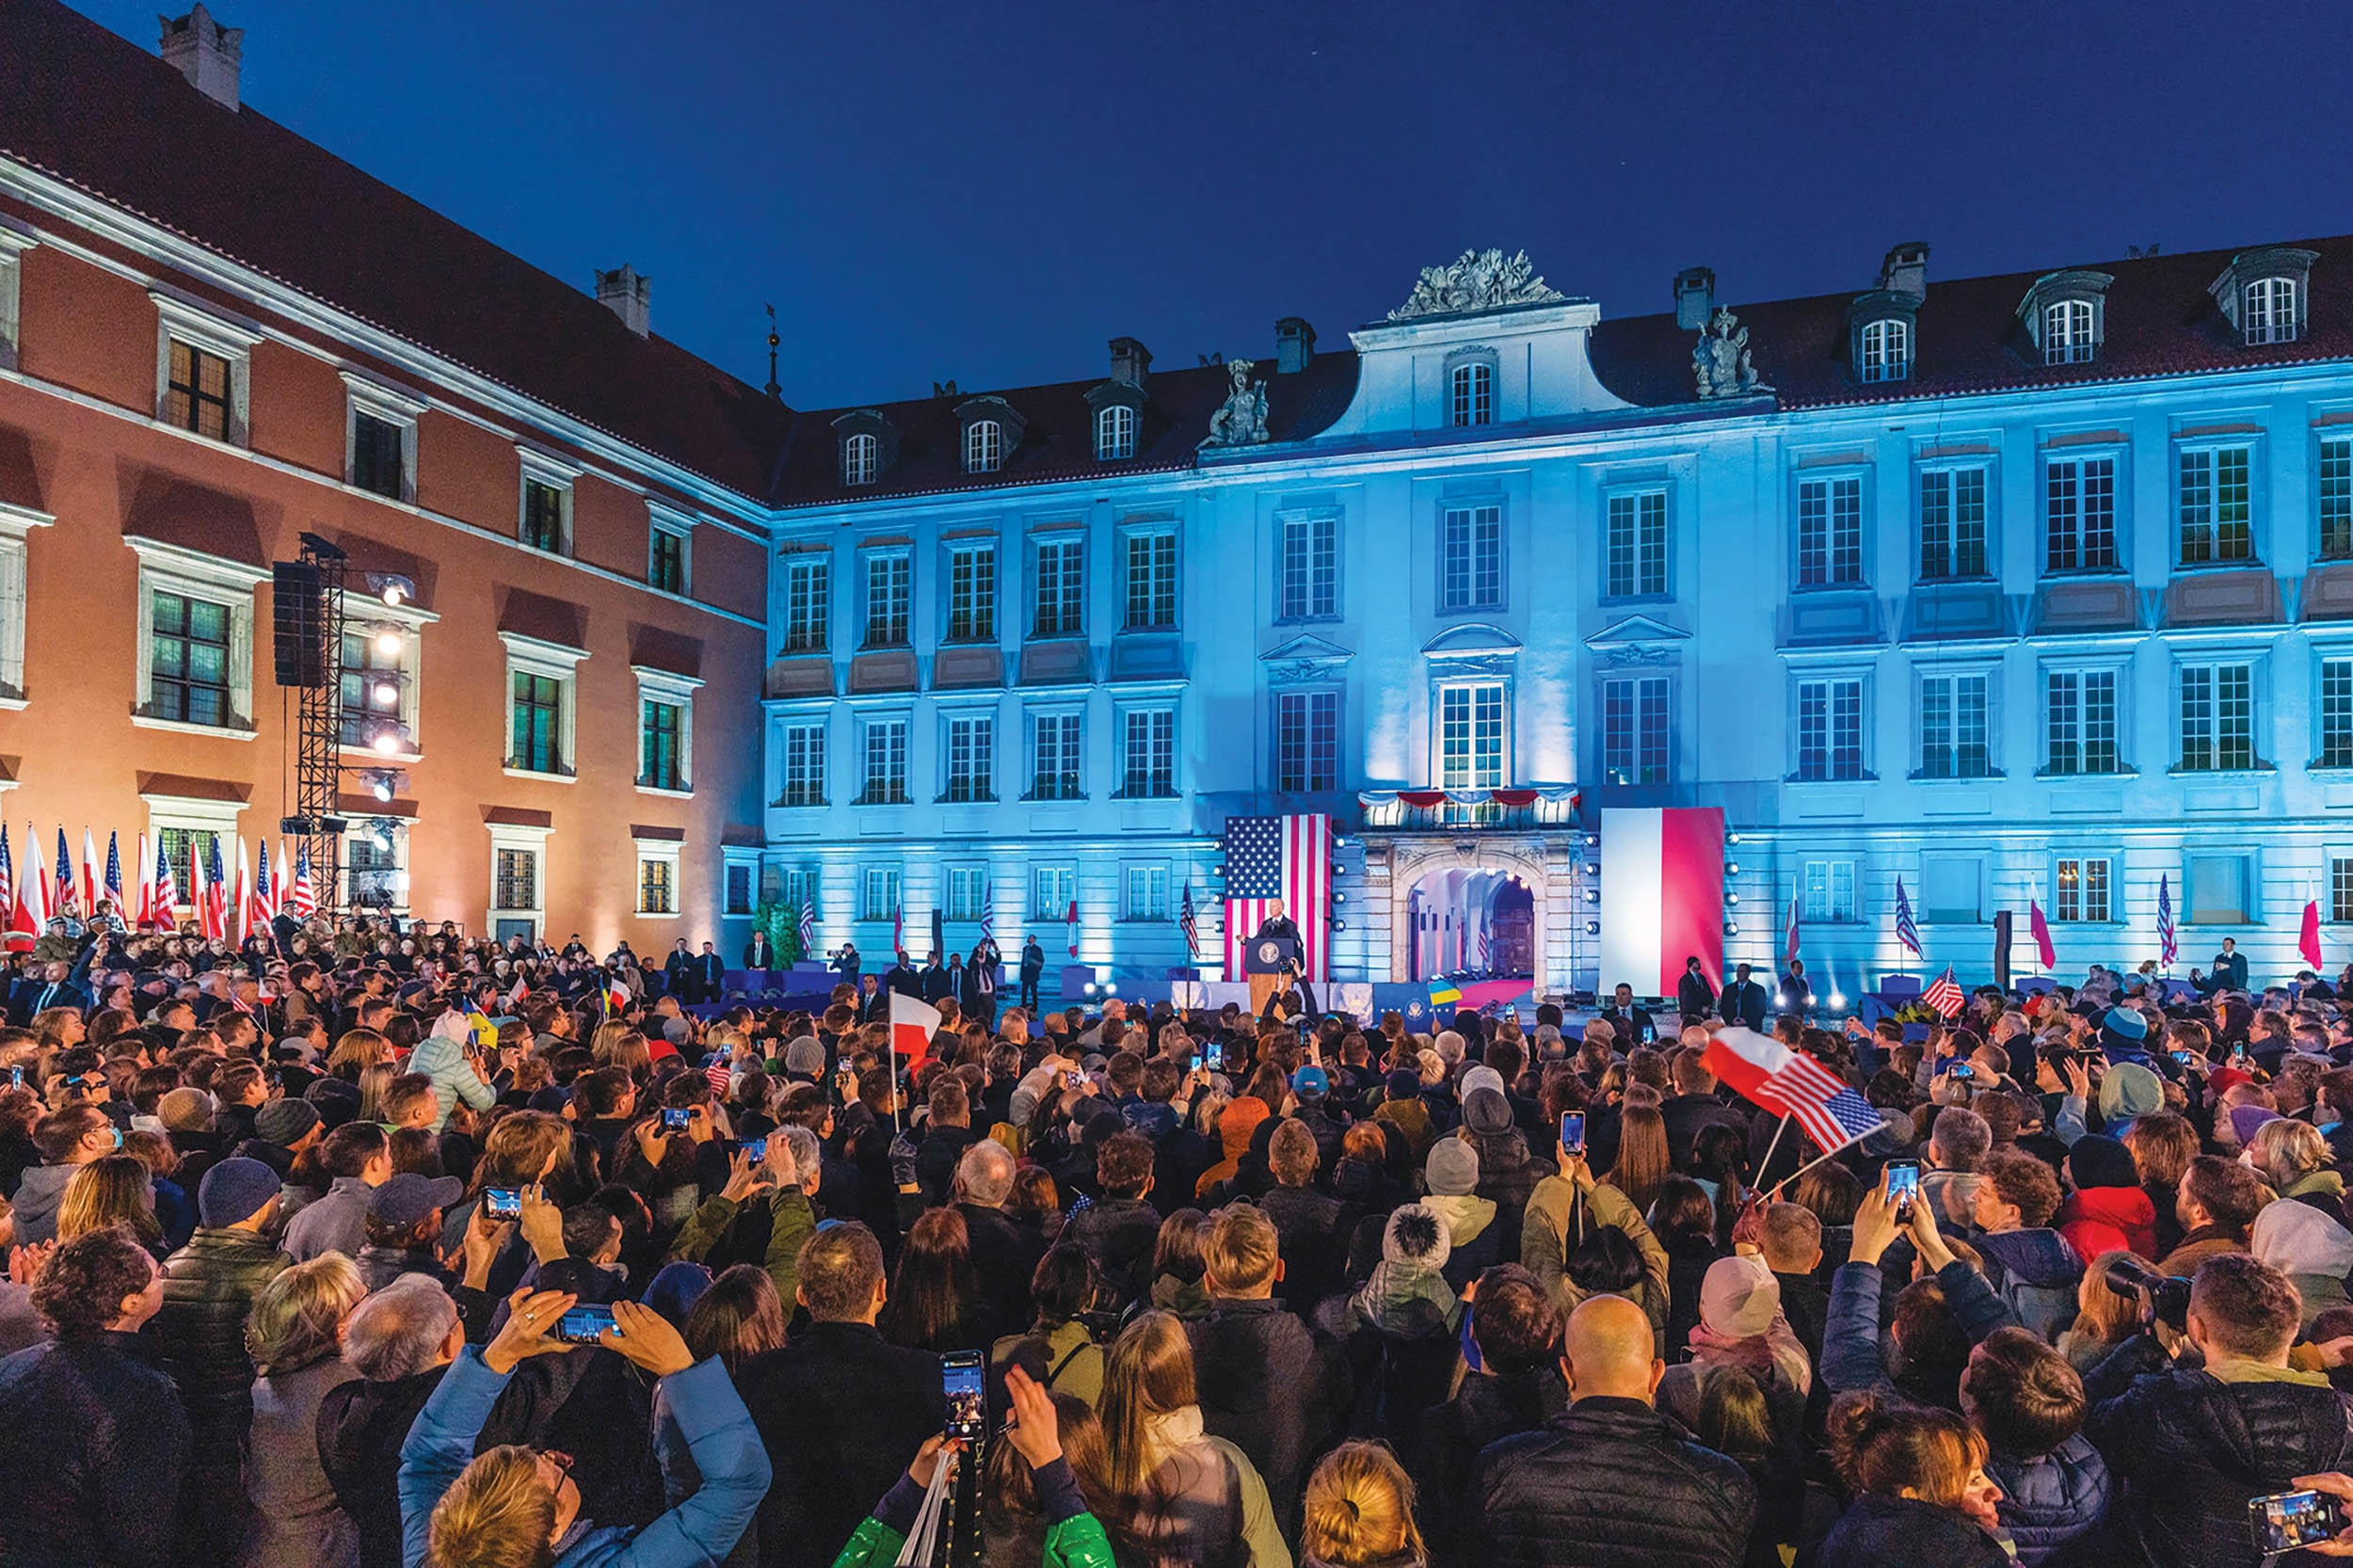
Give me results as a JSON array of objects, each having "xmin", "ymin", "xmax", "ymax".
[{"xmin": 2104, "ymin": 1255, "xmax": 2191, "ymax": 1334}]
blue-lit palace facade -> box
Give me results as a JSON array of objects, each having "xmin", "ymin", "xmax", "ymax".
[{"xmin": 756, "ymin": 237, "xmax": 2353, "ymax": 1003}]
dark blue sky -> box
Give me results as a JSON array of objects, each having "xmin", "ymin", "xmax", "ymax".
[{"xmin": 80, "ymin": 0, "xmax": 2353, "ymax": 408}]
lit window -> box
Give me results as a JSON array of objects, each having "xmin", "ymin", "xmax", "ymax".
[
  {"xmin": 167, "ymin": 340, "xmax": 233, "ymax": 440},
  {"xmin": 493, "ymin": 848, "xmax": 538, "ymax": 913},
  {"xmin": 2179, "ymin": 446, "xmax": 2254, "ymax": 564},
  {"xmin": 860, "ymin": 717, "xmax": 908, "ymax": 805},
  {"xmin": 1797, "ymin": 475, "xmax": 1864, "ymax": 586},
  {"xmin": 2244, "ymin": 276, "xmax": 2299, "ymax": 345},
  {"xmin": 338, "ymin": 627, "xmax": 408, "ymax": 749},
  {"xmin": 1124, "ymin": 532, "xmax": 1176, "ymax": 631},
  {"xmin": 2045, "ymin": 670, "xmax": 2119, "ymax": 776},
  {"xmin": 1449, "ymin": 361, "xmax": 1493, "ymax": 427},
  {"xmin": 1031, "ymin": 866, "xmax": 1074, "ymax": 920},
  {"xmin": 947, "ymin": 545, "xmax": 996, "ymax": 642},
  {"xmin": 1605, "ymin": 490, "xmax": 1668, "ymax": 598},
  {"xmin": 1602, "ymin": 676, "xmax": 1670, "ymax": 784},
  {"xmin": 1438, "ymin": 682, "xmax": 1506, "ymax": 790},
  {"xmin": 1797, "ymin": 679, "xmax": 1864, "ymax": 781},
  {"xmin": 2045, "ymin": 456, "xmax": 2118, "ymax": 571},
  {"xmin": 1096, "ymin": 405, "xmax": 1136, "ymax": 460},
  {"xmin": 964, "ymin": 419, "xmax": 1003, "ymax": 473},
  {"xmin": 1919, "ymin": 467, "xmax": 1988, "ymax": 579},
  {"xmin": 1439, "ymin": 504, "xmax": 1503, "ymax": 611},
  {"xmin": 640, "ymin": 700, "xmax": 683, "ymax": 791},
  {"xmin": 842, "ymin": 432, "xmax": 877, "ymax": 486},
  {"xmin": 782, "ymin": 558, "xmax": 829, "ymax": 653},
  {"xmin": 1801, "ymin": 859, "xmax": 1856, "ymax": 923},
  {"xmin": 944, "ymin": 714, "xmax": 994, "ymax": 803},
  {"xmin": 2180, "ymin": 662, "xmax": 2255, "ymax": 772},
  {"xmin": 1273, "ymin": 691, "xmax": 1339, "ymax": 792},
  {"xmin": 151, "ymin": 592, "xmax": 232, "ymax": 728},
  {"xmin": 510, "ymin": 673, "xmax": 564, "ymax": 774},
  {"xmin": 1860, "ymin": 318, "xmax": 1911, "ymax": 382},
  {"xmin": 1920, "ymin": 672, "xmax": 1990, "ymax": 779},
  {"xmin": 778, "ymin": 721, "xmax": 825, "ymax": 806},
  {"xmin": 2043, "ymin": 298, "xmax": 2096, "ymax": 365},
  {"xmin": 2054, "ymin": 857, "xmax": 2110, "ymax": 922},
  {"xmin": 861, "ymin": 868, "xmax": 902, "ymax": 922},
  {"xmin": 637, "ymin": 856, "xmax": 676, "ymax": 917}
]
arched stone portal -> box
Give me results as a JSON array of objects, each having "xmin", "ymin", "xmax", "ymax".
[{"xmin": 1377, "ymin": 837, "xmax": 1568, "ymax": 989}]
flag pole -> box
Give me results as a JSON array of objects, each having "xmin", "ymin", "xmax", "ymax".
[
  {"xmin": 1753, "ymin": 1112, "xmax": 1795, "ymax": 1188},
  {"xmin": 1759, "ymin": 1140, "xmax": 1853, "ymax": 1201}
]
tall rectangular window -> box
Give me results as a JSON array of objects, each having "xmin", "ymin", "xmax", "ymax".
[
  {"xmin": 166, "ymin": 340, "xmax": 232, "ymax": 440},
  {"xmin": 1920, "ymin": 672, "xmax": 1990, "ymax": 778},
  {"xmin": 639, "ymin": 700, "xmax": 683, "ymax": 791},
  {"xmin": 638, "ymin": 857, "xmax": 676, "ymax": 916},
  {"xmin": 1449, "ymin": 361, "xmax": 1493, "ymax": 427},
  {"xmin": 946, "ymin": 866, "xmax": 986, "ymax": 922},
  {"xmin": 1032, "ymin": 866, "xmax": 1074, "ymax": 920},
  {"xmin": 1124, "ymin": 532, "xmax": 1177, "ymax": 630},
  {"xmin": 2046, "ymin": 669, "xmax": 2119, "ymax": 776},
  {"xmin": 1438, "ymin": 682, "xmax": 1506, "ymax": 789},
  {"xmin": 510, "ymin": 672, "xmax": 562, "ymax": 773},
  {"xmin": 2334, "ymin": 856, "xmax": 2353, "ymax": 925},
  {"xmin": 726, "ymin": 863, "xmax": 754, "ymax": 916},
  {"xmin": 782, "ymin": 558, "xmax": 829, "ymax": 653},
  {"xmin": 1801, "ymin": 859, "xmax": 1857, "ymax": 922},
  {"xmin": 947, "ymin": 545, "xmax": 996, "ymax": 642},
  {"xmin": 2047, "ymin": 456, "xmax": 2118, "ymax": 570},
  {"xmin": 1601, "ymin": 676, "xmax": 1671, "ymax": 785},
  {"xmin": 493, "ymin": 848, "xmax": 537, "ymax": 912},
  {"xmin": 520, "ymin": 479, "xmax": 566, "ymax": 553},
  {"xmin": 1919, "ymin": 467, "xmax": 1988, "ymax": 579},
  {"xmin": 152, "ymin": 592, "xmax": 232, "ymax": 726},
  {"xmin": 1120, "ymin": 708, "xmax": 1176, "ymax": 797},
  {"xmin": 338, "ymin": 629, "xmax": 403, "ymax": 747},
  {"xmin": 2181, "ymin": 663, "xmax": 2255, "ymax": 771},
  {"xmin": 648, "ymin": 528, "xmax": 687, "ymax": 594},
  {"xmin": 2054, "ymin": 856, "xmax": 2110, "ymax": 922},
  {"xmin": 860, "ymin": 718, "xmax": 908, "ymax": 804},
  {"xmin": 352, "ymin": 411, "xmax": 406, "ymax": 500},
  {"xmin": 1032, "ymin": 713, "xmax": 1082, "ymax": 800},
  {"xmin": 1124, "ymin": 864, "xmax": 1169, "ymax": 920},
  {"xmin": 2323, "ymin": 438, "xmax": 2353, "ymax": 561},
  {"xmin": 1440, "ymin": 505, "xmax": 1503, "ymax": 611},
  {"xmin": 1034, "ymin": 540, "xmax": 1084, "ymax": 636},
  {"xmin": 1797, "ymin": 475, "xmax": 1864, "ymax": 586},
  {"xmin": 1278, "ymin": 512, "xmax": 1337, "ymax": 620},
  {"xmin": 1797, "ymin": 678, "xmax": 1864, "ymax": 781},
  {"xmin": 944, "ymin": 714, "xmax": 994, "ymax": 802},
  {"xmin": 2180, "ymin": 446, "xmax": 2254, "ymax": 564},
  {"xmin": 778, "ymin": 722, "xmax": 825, "ymax": 806},
  {"xmin": 2325, "ymin": 658, "xmax": 2353, "ymax": 768},
  {"xmin": 1273, "ymin": 691, "xmax": 1340, "ymax": 792},
  {"xmin": 861, "ymin": 868, "xmax": 902, "ymax": 922},
  {"xmin": 1605, "ymin": 490, "xmax": 1669, "ymax": 598},
  {"xmin": 864, "ymin": 554, "xmax": 910, "ymax": 647}
]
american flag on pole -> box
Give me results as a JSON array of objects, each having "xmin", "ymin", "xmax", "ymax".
[
  {"xmin": 1475, "ymin": 924, "xmax": 1491, "ymax": 970},
  {"xmin": 1222, "ymin": 813, "xmax": 1333, "ymax": 982},
  {"xmin": 1923, "ymin": 964, "xmax": 1966, "ymax": 1019},
  {"xmin": 2157, "ymin": 874, "xmax": 2177, "ymax": 970},
  {"xmin": 102, "ymin": 833, "xmax": 124, "ymax": 916},
  {"xmin": 1703, "ymin": 1027, "xmax": 1883, "ymax": 1159},
  {"xmin": 154, "ymin": 839, "xmax": 179, "ymax": 924},
  {"xmin": 252, "ymin": 839, "xmax": 275, "ymax": 921},
  {"xmin": 288, "ymin": 844, "xmax": 316, "ymax": 919},
  {"xmin": 0, "ymin": 827, "xmax": 13, "ymax": 948},
  {"xmin": 200, "ymin": 837, "xmax": 228, "ymax": 940},
  {"xmin": 1893, "ymin": 877, "xmax": 1922, "ymax": 959},
  {"xmin": 1177, "ymin": 880, "xmax": 1200, "ymax": 959},
  {"xmin": 796, "ymin": 897, "xmax": 815, "ymax": 954},
  {"xmin": 52, "ymin": 827, "xmax": 77, "ymax": 920}
]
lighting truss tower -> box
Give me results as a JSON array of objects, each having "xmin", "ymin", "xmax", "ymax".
[{"xmin": 283, "ymin": 532, "xmax": 347, "ymax": 916}]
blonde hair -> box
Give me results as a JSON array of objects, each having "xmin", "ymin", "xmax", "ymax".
[
  {"xmin": 1201, "ymin": 1205, "xmax": 1279, "ymax": 1295},
  {"xmin": 2057, "ymin": 1250, "xmax": 2152, "ymax": 1369},
  {"xmin": 356, "ymin": 1061, "xmax": 398, "ymax": 1123},
  {"xmin": 2252, "ymin": 1117, "xmax": 2329, "ymax": 1192},
  {"xmin": 58, "ymin": 1154, "xmax": 160, "ymax": 1247},
  {"xmin": 1099, "ymin": 1311, "xmax": 1199, "ymax": 1504},
  {"xmin": 426, "ymin": 1444, "xmax": 556, "ymax": 1568},
  {"xmin": 329, "ymin": 1028, "xmax": 392, "ymax": 1076},
  {"xmin": 1300, "ymin": 1442, "xmax": 1424, "ymax": 1568},
  {"xmin": 246, "ymin": 1253, "xmax": 364, "ymax": 1376}
]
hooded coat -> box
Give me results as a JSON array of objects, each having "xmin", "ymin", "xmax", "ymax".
[
  {"xmin": 1985, "ymin": 1432, "xmax": 2110, "ymax": 1568},
  {"xmin": 2250, "ymin": 1196, "xmax": 2353, "ymax": 1329},
  {"xmin": 1974, "ymin": 1228, "xmax": 2084, "ymax": 1340}
]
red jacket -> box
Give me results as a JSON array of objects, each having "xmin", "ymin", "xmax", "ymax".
[{"xmin": 2058, "ymin": 1184, "xmax": 2158, "ymax": 1267}]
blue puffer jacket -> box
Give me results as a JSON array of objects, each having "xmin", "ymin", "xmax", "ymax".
[
  {"xmin": 1985, "ymin": 1432, "xmax": 2109, "ymax": 1567},
  {"xmin": 1975, "ymin": 1228, "xmax": 2084, "ymax": 1342}
]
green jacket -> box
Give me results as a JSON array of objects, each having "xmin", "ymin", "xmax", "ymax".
[
  {"xmin": 831, "ymin": 1458, "xmax": 1115, "ymax": 1568},
  {"xmin": 1520, "ymin": 1170, "xmax": 1672, "ymax": 1347},
  {"xmin": 668, "ymin": 1187, "xmax": 818, "ymax": 1307}
]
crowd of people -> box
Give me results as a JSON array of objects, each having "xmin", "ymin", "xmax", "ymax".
[{"xmin": 13, "ymin": 913, "xmax": 2353, "ymax": 1567}]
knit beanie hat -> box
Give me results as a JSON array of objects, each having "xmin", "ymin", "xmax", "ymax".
[
  {"xmin": 1458, "ymin": 1064, "xmax": 1506, "ymax": 1103},
  {"xmin": 2097, "ymin": 1061, "xmax": 2165, "ymax": 1122},
  {"xmin": 2065, "ymin": 1133, "xmax": 2138, "ymax": 1191},
  {"xmin": 252, "ymin": 1097, "xmax": 320, "ymax": 1146},
  {"xmin": 2230, "ymin": 1103, "xmax": 2283, "ymax": 1147},
  {"xmin": 783, "ymin": 1035, "xmax": 825, "ymax": 1077},
  {"xmin": 1699, "ymin": 1254, "xmax": 1781, "ymax": 1338},
  {"xmin": 198, "ymin": 1157, "xmax": 282, "ymax": 1229},
  {"xmin": 1463, "ymin": 1086, "xmax": 1514, "ymax": 1137},
  {"xmin": 1427, "ymin": 1137, "xmax": 1480, "ymax": 1197},
  {"xmin": 1382, "ymin": 1203, "xmax": 1451, "ymax": 1270}
]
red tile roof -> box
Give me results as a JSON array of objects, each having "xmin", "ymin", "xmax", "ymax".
[
  {"xmin": 0, "ymin": 0, "xmax": 792, "ymax": 502},
  {"xmin": 1587, "ymin": 236, "xmax": 2353, "ymax": 411}
]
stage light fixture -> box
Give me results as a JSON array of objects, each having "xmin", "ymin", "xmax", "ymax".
[
  {"xmin": 374, "ymin": 629, "xmax": 401, "ymax": 657},
  {"xmin": 1725, "ymin": 862, "xmax": 1739, "ymax": 876},
  {"xmin": 1584, "ymin": 862, "xmax": 1600, "ymax": 877},
  {"xmin": 370, "ymin": 776, "xmax": 392, "ymax": 803},
  {"xmin": 373, "ymin": 682, "xmax": 400, "ymax": 709},
  {"xmin": 1333, "ymin": 892, "xmax": 1345, "ymax": 904},
  {"xmin": 1585, "ymin": 920, "xmax": 1600, "ymax": 936},
  {"xmin": 372, "ymin": 729, "xmax": 401, "ymax": 756},
  {"xmin": 1828, "ymin": 991, "xmax": 1847, "ymax": 1010},
  {"xmin": 1583, "ymin": 832, "xmax": 1600, "ymax": 847},
  {"xmin": 1103, "ymin": 982, "xmax": 1117, "ymax": 997},
  {"xmin": 1725, "ymin": 892, "xmax": 1738, "ymax": 906},
  {"xmin": 1727, "ymin": 832, "xmax": 1741, "ymax": 845},
  {"xmin": 1332, "ymin": 919, "xmax": 1345, "ymax": 932},
  {"xmin": 1725, "ymin": 920, "xmax": 1739, "ymax": 936},
  {"xmin": 1585, "ymin": 888, "xmax": 1600, "ymax": 904}
]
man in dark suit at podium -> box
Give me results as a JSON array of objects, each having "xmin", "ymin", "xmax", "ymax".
[{"xmin": 1246, "ymin": 902, "xmax": 1301, "ymax": 1016}]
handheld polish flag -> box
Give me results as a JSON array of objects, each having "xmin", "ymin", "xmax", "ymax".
[
  {"xmin": 1922, "ymin": 965, "xmax": 1966, "ymax": 1019},
  {"xmin": 889, "ymin": 990, "xmax": 939, "ymax": 1068},
  {"xmin": 2157, "ymin": 874, "xmax": 2178, "ymax": 970},
  {"xmin": 2028, "ymin": 900, "xmax": 2057, "ymax": 972},
  {"xmin": 1702, "ymin": 1026, "xmax": 1882, "ymax": 1160},
  {"xmin": 274, "ymin": 839, "xmax": 291, "ymax": 914},
  {"xmin": 2303, "ymin": 899, "xmax": 2326, "ymax": 972},
  {"xmin": 134, "ymin": 831, "xmax": 151, "ymax": 925},
  {"xmin": 1893, "ymin": 877, "xmax": 1922, "ymax": 960},
  {"xmin": 604, "ymin": 972, "xmax": 631, "ymax": 1016},
  {"xmin": 51, "ymin": 827, "xmax": 76, "ymax": 920},
  {"xmin": 103, "ymin": 833, "xmax": 123, "ymax": 918}
]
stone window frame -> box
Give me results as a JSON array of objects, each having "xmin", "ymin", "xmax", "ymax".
[
  {"xmin": 342, "ymin": 371, "xmax": 426, "ymax": 504},
  {"xmin": 152, "ymin": 291, "xmax": 261, "ymax": 448},
  {"xmin": 486, "ymin": 820, "xmax": 552, "ymax": 937},
  {"xmin": 633, "ymin": 664, "xmax": 704, "ymax": 798},
  {"xmin": 646, "ymin": 500, "xmax": 696, "ymax": 597},
  {"xmin": 500, "ymin": 630, "xmax": 587, "ymax": 780},
  {"xmin": 516, "ymin": 446, "xmax": 580, "ymax": 556},
  {"xmin": 0, "ymin": 225, "xmax": 33, "ymax": 371},
  {"xmin": 0, "ymin": 498, "xmax": 53, "ymax": 708},
  {"xmin": 633, "ymin": 834, "xmax": 684, "ymax": 920},
  {"xmin": 2016, "ymin": 270, "xmax": 2113, "ymax": 366},
  {"xmin": 129, "ymin": 535, "xmax": 264, "ymax": 738}
]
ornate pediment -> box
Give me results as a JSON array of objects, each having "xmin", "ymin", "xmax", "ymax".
[
  {"xmin": 1420, "ymin": 621, "xmax": 1523, "ymax": 658},
  {"xmin": 1388, "ymin": 249, "xmax": 1565, "ymax": 322},
  {"xmin": 1587, "ymin": 615, "xmax": 1690, "ymax": 667},
  {"xmin": 1262, "ymin": 632, "xmax": 1352, "ymax": 663},
  {"xmin": 1262, "ymin": 632, "xmax": 1352, "ymax": 686}
]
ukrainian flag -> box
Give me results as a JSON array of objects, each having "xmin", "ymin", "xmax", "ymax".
[{"xmin": 1428, "ymin": 979, "xmax": 1463, "ymax": 1007}]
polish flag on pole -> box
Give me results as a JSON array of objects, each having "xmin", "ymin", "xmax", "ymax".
[
  {"xmin": 890, "ymin": 990, "xmax": 939, "ymax": 1067},
  {"xmin": 1065, "ymin": 899, "xmax": 1080, "ymax": 958},
  {"xmin": 79, "ymin": 829, "xmax": 99, "ymax": 919},
  {"xmin": 274, "ymin": 839, "xmax": 291, "ymax": 914},
  {"xmin": 2028, "ymin": 900, "xmax": 2057, "ymax": 972},
  {"xmin": 13, "ymin": 826, "xmax": 49, "ymax": 947},
  {"xmin": 232, "ymin": 838, "xmax": 252, "ymax": 945},
  {"xmin": 2302, "ymin": 899, "xmax": 2326, "ymax": 971},
  {"xmin": 133, "ymin": 832, "xmax": 152, "ymax": 926},
  {"xmin": 1595, "ymin": 808, "xmax": 1728, "ymax": 995}
]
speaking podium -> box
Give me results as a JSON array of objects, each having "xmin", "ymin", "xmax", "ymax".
[{"xmin": 1243, "ymin": 933, "xmax": 1301, "ymax": 1015}]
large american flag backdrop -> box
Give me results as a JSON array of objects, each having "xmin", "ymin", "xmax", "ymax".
[{"xmin": 1222, "ymin": 813, "xmax": 1332, "ymax": 983}]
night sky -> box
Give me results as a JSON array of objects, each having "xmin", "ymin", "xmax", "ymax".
[{"xmin": 71, "ymin": 0, "xmax": 2353, "ymax": 409}]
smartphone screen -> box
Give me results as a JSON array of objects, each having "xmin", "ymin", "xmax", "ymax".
[
  {"xmin": 738, "ymin": 1136, "xmax": 768, "ymax": 1161},
  {"xmin": 942, "ymin": 1349, "xmax": 985, "ymax": 1442},
  {"xmin": 553, "ymin": 1304, "xmax": 616, "ymax": 1345},
  {"xmin": 2171, "ymin": 1049, "xmax": 2196, "ymax": 1066},
  {"xmin": 1885, "ymin": 1160, "xmax": 1922, "ymax": 1217},
  {"xmin": 483, "ymin": 1188, "xmax": 521, "ymax": 1220},
  {"xmin": 1947, "ymin": 1062, "xmax": 1976, "ymax": 1080},
  {"xmin": 1560, "ymin": 1112, "xmax": 1586, "ymax": 1156},
  {"xmin": 661, "ymin": 1108, "xmax": 691, "ymax": 1131},
  {"xmin": 2251, "ymin": 1489, "xmax": 2346, "ymax": 1552}
]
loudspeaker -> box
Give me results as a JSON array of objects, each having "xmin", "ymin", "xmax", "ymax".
[
  {"xmin": 272, "ymin": 561, "xmax": 327, "ymax": 687},
  {"xmin": 1993, "ymin": 909, "xmax": 2013, "ymax": 991}
]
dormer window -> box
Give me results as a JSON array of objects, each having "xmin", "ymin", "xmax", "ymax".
[
  {"xmin": 842, "ymin": 432, "xmax": 877, "ymax": 486},
  {"xmin": 2245, "ymin": 276, "xmax": 2300, "ymax": 345},
  {"xmin": 1450, "ymin": 360, "xmax": 1494, "ymax": 426},
  {"xmin": 965, "ymin": 419, "xmax": 1002, "ymax": 473},
  {"xmin": 1096, "ymin": 405, "xmax": 1136, "ymax": 461},
  {"xmin": 1859, "ymin": 318, "xmax": 1911, "ymax": 382},
  {"xmin": 2043, "ymin": 299, "xmax": 2095, "ymax": 364}
]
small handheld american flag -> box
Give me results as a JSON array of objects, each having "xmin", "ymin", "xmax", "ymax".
[
  {"xmin": 1922, "ymin": 965, "xmax": 1965, "ymax": 1019},
  {"xmin": 1893, "ymin": 877, "xmax": 1922, "ymax": 959}
]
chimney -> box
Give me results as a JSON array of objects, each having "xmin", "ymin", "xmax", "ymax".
[
  {"xmin": 1108, "ymin": 336, "xmax": 1151, "ymax": 387},
  {"xmin": 1673, "ymin": 266, "xmax": 1715, "ymax": 331},
  {"xmin": 1878, "ymin": 242, "xmax": 1929, "ymax": 301},
  {"xmin": 160, "ymin": 4, "xmax": 242, "ymax": 109},
  {"xmin": 594, "ymin": 264, "xmax": 651, "ymax": 337},
  {"xmin": 1275, "ymin": 316, "xmax": 1316, "ymax": 374}
]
